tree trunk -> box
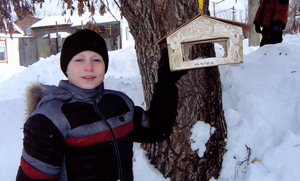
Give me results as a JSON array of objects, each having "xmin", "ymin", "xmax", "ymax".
[
  {"xmin": 248, "ymin": 0, "xmax": 261, "ymax": 46},
  {"xmin": 119, "ymin": 0, "xmax": 227, "ymax": 180}
]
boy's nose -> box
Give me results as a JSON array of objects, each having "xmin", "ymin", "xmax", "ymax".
[{"xmin": 84, "ymin": 62, "xmax": 94, "ymax": 71}]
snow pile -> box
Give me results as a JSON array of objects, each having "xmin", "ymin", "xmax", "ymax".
[
  {"xmin": 190, "ymin": 122, "xmax": 216, "ymax": 158},
  {"xmin": 219, "ymin": 34, "xmax": 300, "ymax": 181}
]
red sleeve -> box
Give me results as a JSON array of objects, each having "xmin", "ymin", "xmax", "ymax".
[
  {"xmin": 16, "ymin": 114, "xmax": 64, "ymax": 180},
  {"xmin": 274, "ymin": 0, "xmax": 289, "ymax": 25},
  {"xmin": 254, "ymin": 0, "xmax": 264, "ymax": 23},
  {"xmin": 20, "ymin": 157, "xmax": 58, "ymax": 180}
]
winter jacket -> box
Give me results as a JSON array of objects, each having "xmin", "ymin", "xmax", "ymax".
[
  {"xmin": 254, "ymin": 0, "xmax": 289, "ymax": 29},
  {"xmin": 16, "ymin": 78, "xmax": 179, "ymax": 181}
]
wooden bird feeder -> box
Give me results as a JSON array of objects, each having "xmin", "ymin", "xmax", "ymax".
[{"xmin": 158, "ymin": 14, "xmax": 253, "ymax": 71}]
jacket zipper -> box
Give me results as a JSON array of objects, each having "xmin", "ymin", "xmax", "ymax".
[{"xmin": 93, "ymin": 99, "xmax": 123, "ymax": 181}]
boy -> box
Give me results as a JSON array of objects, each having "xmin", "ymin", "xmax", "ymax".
[{"xmin": 16, "ymin": 29, "xmax": 185, "ymax": 180}]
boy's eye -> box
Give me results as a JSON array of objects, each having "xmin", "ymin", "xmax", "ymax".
[
  {"xmin": 93, "ymin": 59, "xmax": 102, "ymax": 63},
  {"xmin": 75, "ymin": 59, "xmax": 84, "ymax": 62}
]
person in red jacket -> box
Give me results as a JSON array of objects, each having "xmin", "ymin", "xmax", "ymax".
[{"xmin": 253, "ymin": 0, "xmax": 289, "ymax": 47}]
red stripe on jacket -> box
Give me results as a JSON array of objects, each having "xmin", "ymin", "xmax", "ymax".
[
  {"xmin": 21, "ymin": 157, "xmax": 58, "ymax": 180},
  {"xmin": 65, "ymin": 121, "xmax": 134, "ymax": 147}
]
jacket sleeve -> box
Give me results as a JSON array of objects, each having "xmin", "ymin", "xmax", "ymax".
[
  {"xmin": 16, "ymin": 114, "xmax": 64, "ymax": 181},
  {"xmin": 254, "ymin": 0, "xmax": 263, "ymax": 24},
  {"xmin": 273, "ymin": 0, "xmax": 289, "ymax": 28},
  {"xmin": 132, "ymin": 82, "xmax": 178, "ymax": 143},
  {"xmin": 132, "ymin": 48, "xmax": 186, "ymax": 143}
]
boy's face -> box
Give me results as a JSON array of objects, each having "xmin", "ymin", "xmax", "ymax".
[{"xmin": 66, "ymin": 51, "xmax": 105, "ymax": 89}]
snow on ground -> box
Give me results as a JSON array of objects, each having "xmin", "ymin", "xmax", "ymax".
[
  {"xmin": 0, "ymin": 34, "xmax": 300, "ymax": 180},
  {"xmin": 218, "ymin": 34, "xmax": 300, "ymax": 181}
]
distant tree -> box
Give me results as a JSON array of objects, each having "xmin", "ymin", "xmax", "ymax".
[
  {"xmin": 240, "ymin": 0, "xmax": 249, "ymax": 23},
  {"xmin": 3, "ymin": 0, "xmax": 227, "ymax": 180},
  {"xmin": 217, "ymin": 8, "xmax": 233, "ymax": 20},
  {"xmin": 286, "ymin": 0, "xmax": 300, "ymax": 33},
  {"xmin": 0, "ymin": 0, "xmax": 43, "ymax": 34}
]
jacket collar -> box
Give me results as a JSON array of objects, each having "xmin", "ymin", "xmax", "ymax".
[{"xmin": 58, "ymin": 80, "xmax": 104, "ymax": 102}]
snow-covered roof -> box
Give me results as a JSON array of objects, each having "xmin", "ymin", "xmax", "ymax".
[
  {"xmin": 31, "ymin": 13, "xmax": 119, "ymax": 29},
  {"xmin": 12, "ymin": 22, "xmax": 24, "ymax": 35},
  {"xmin": 0, "ymin": 22, "xmax": 24, "ymax": 37},
  {"xmin": 31, "ymin": 16, "xmax": 71, "ymax": 28},
  {"xmin": 70, "ymin": 13, "xmax": 118, "ymax": 27}
]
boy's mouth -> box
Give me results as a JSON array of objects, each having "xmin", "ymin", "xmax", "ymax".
[{"xmin": 82, "ymin": 76, "xmax": 96, "ymax": 80}]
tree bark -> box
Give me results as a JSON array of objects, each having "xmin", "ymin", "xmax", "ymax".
[
  {"xmin": 248, "ymin": 0, "xmax": 261, "ymax": 46},
  {"xmin": 119, "ymin": 0, "xmax": 227, "ymax": 180}
]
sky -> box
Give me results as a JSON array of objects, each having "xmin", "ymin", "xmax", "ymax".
[
  {"xmin": 209, "ymin": 0, "xmax": 248, "ymax": 22},
  {"xmin": 0, "ymin": 33, "xmax": 300, "ymax": 180}
]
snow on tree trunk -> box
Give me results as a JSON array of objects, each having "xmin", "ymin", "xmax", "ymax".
[{"xmin": 119, "ymin": 0, "xmax": 227, "ymax": 180}]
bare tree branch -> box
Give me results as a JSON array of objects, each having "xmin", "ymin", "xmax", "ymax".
[
  {"xmin": 113, "ymin": 0, "xmax": 121, "ymax": 9},
  {"xmin": 99, "ymin": 0, "xmax": 119, "ymax": 21}
]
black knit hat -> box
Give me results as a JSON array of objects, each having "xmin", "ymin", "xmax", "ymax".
[{"xmin": 60, "ymin": 29, "xmax": 109, "ymax": 77}]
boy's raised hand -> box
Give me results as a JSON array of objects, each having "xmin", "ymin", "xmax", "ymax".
[{"xmin": 157, "ymin": 47, "xmax": 187, "ymax": 84}]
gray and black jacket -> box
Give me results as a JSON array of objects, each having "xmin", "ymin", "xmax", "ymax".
[{"xmin": 16, "ymin": 77, "xmax": 179, "ymax": 181}]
